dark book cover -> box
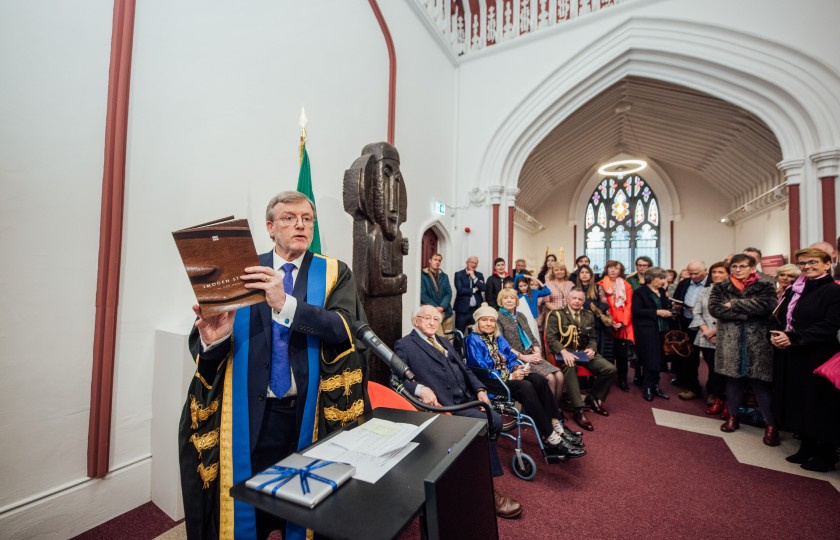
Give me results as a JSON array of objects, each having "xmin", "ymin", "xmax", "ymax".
[{"xmin": 173, "ymin": 216, "xmax": 264, "ymax": 317}]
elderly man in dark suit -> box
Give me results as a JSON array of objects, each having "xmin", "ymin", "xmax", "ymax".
[
  {"xmin": 394, "ymin": 305, "xmax": 522, "ymax": 519},
  {"xmin": 453, "ymin": 256, "xmax": 486, "ymax": 333}
]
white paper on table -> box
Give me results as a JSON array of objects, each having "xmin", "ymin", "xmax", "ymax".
[
  {"xmin": 303, "ymin": 441, "xmax": 419, "ymax": 483},
  {"xmin": 327, "ymin": 416, "xmax": 436, "ymax": 457}
]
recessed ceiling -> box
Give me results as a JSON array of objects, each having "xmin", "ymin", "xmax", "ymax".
[{"xmin": 516, "ymin": 76, "xmax": 783, "ymax": 214}]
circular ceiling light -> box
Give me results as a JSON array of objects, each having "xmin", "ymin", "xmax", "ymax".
[{"xmin": 597, "ymin": 159, "xmax": 647, "ymax": 176}]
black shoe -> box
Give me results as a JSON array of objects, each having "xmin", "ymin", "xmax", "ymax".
[
  {"xmin": 562, "ymin": 440, "xmax": 586, "ymax": 459},
  {"xmin": 801, "ymin": 455, "xmax": 839, "ymax": 472},
  {"xmin": 653, "ymin": 385, "xmax": 670, "ymax": 400},
  {"xmin": 670, "ymin": 377, "xmax": 684, "ymax": 388},
  {"xmin": 786, "ymin": 448, "xmax": 816, "ymax": 464},
  {"xmin": 562, "ymin": 430, "xmax": 585, "ymax": 448},
  {"xmin": 618, "ymin": 380, "xmax": 630, "ymax": 392},
  {"xmin": 643, "ymin": 388, "xmax": 654, "ymax": 402}
]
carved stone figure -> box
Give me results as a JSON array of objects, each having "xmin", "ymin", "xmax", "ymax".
[{"xmin": 343, "ymin": 142, "xmax": 409, "ymax": 385}]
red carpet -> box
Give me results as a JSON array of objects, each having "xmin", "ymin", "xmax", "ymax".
[
  {"xmin": 488, "ymin": 376, "xmax": 840, "ymax": 539},
  {"xmin": 78, "ymin": 374, "xmax": 840, "ymax": 539}
]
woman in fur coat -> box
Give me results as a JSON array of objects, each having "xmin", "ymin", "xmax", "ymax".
[{"xmin": 708, "ymin": 253, "xmax": 777, "ymax": 444}]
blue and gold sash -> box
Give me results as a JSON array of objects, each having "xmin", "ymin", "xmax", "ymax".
[{"xmin": 220, "ymin": 255, "xmax": 334, "ymax": 539}]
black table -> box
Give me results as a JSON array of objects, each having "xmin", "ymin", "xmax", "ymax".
[{"xmin": 231, "ymin": 407, "xmax": 495, "ymax": 540}]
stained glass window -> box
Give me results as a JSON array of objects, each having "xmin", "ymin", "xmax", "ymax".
[{"xmin": 584, "ymin": 174, "xmax": 660, "ymax": 273}]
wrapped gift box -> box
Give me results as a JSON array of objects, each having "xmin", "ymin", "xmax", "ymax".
[{"xmin": 245, "ymin": 453, "xmax": 355, "ymax": 509}]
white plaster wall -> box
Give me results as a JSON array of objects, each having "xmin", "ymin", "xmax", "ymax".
[
  {"xmin": 377, "ymin": 1, "xmax": 459, "ymax": 324},
  {"xmin": 665, "ymin": 164, "xmax": 736, "ymax": 268},
  {"xmin": 0, "ymin": 0, "xmax": 456, "ymax": 536},
  {"xmin": 0, "ymin": 0, "xmax": 112, "ymax": 510},
  {"xmin": 734, "ymin": 205, "xmax": 791, "ymax": 262}
]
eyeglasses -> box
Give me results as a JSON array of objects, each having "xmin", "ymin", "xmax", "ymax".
[
  {"xmin": 730, "ymin": 264, "xmax": 751, "ymax": 270},
  {"xmin": 777, "ymin": 273, "xmax": 796, "ymax": 279},
  {"xmin": 796, "ymin": 260, "xmax": 823, "ymax": 268},
  {"xmin": 417, "ymin": 315, "xmax": 441, "ymax": 322},
  {"xmin": 274, "ymin": 214, "xmax": 316, "ymax": 227}
]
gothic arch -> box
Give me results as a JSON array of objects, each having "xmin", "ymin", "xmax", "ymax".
[{"xmin": 477, "ymin": 17, "xmax": 840, "ymax": 240}]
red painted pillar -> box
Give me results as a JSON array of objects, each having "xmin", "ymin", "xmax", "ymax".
[
  {"xmin": 507, "ymin": 205, "xmax": 515, "ymax": 266},
  {"xmin": 670, "ymin": 220, "xmax": 675, "ymax": 269},
  {"xmin": 788, "ymin": 184, "xmax": 801, "ymax": 261},
  {"xmin": 821, "ymin": 176, "xmax": 836, "ymax": 244},
  {"xmin": 491, "ymin": 204, "xmax": 500, "ymax": 261},
  {"xmin": 488, "ymin": 186, "xmax": 504, "ymax": 263},
  {"xmin": 89, "ymin": 0, "xmax": 136, "ymax": 479}
]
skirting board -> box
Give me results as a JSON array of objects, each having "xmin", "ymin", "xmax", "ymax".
[{"xmin": 0, "ymin": 457, "xmax": 151, "ymax": 539}]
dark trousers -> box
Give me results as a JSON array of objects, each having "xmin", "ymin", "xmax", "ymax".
[
  {"xmin": 614, "ymin": 338, "xmax": 633, "ymax": 382},
  {"xmin": 455, "ymin": 406, "xmax": 504, "ymax": 477},
  {"xmin": 643, "ymin": 368, "xmax": 661, "ymax": 389},
  {"xmin": 455, "ymin": 307, "xmax": 477, "ymax": 333},
  {"xmin": 560, "ymin": 354, "xmax": 617, "ymax": 407},
  {"xmin": 507, "ymin": 372, "xmax": 557, "ymax": 436},
  {"xmin": 726, "ymin": 377, "xmax": 775, "ymax": 425},
  {"xmin": 700, "ymin": 347, "xmax": 726, "ymax": 397},
  {"xmin": 251, "ymin": 398, "xmax": 298, "ymax": 540},
  {"xmin": 674, "ymin": 319, "xmax": 702, "ymax": 393}
]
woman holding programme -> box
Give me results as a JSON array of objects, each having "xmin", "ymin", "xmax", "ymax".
[
  {"xmin": 770, "ymin": 248, "xmax": 840, "ymax": 471},
  {"xmin": 631, "ymin": 267, "xmax": 674, "ymax": 401},
  {"xmin": 496, "ymin": 288, "xmax": 564, "ymax": 402}
]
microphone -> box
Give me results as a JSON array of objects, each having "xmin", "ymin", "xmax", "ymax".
[{"xmin": 351, "ymin": 321, "xmax": 415, "ymax": 382}]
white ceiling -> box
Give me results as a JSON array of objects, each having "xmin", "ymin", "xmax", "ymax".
[{"xmin": 516, "ymin": 76, "xmax": 784, "ymax": 215}]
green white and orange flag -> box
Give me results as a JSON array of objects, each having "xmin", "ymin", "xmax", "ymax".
[{"xmin": 296, "ymin": 107, "xmax": 321, "ymax": 254}]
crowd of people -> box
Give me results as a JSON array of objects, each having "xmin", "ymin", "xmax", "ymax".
[{"xmin": 415, "ymin": 240, "xmax": 840, "ymax": 491}]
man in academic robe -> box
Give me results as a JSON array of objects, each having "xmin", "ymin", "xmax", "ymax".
[
  {"xmin": 545, "ymin": 288, "xmax": 617, "ymax": 432},
  {"xmin": 393, "ymin": 305, "xmax": 523, "ymax": 519},
  {"xmin": 178, "ymin": 190, "xmax": 370, "ymax": 540}
]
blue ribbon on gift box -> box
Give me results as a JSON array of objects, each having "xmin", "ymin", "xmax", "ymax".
[{"xmin": 254, "ymin": 459, "xmax": 338, "ymax": 496}]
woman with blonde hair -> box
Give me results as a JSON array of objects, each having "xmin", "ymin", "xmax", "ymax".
[
  {"xmin": 538, "ymin": 263, "xmax": 574, "ymax": 331},
  {"xmin": 496, "ymin": 288, "xmax": 564, "ymax": 402},
  {"xmin": 774, "ymin": 263, "xmax": 801, "ymax": 299}
]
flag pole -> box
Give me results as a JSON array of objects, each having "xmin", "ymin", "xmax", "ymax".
[{"xmin": 299, "ymin": 106, "xmax": 308, "ymax": 165}]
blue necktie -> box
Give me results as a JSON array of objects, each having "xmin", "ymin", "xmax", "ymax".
[{"xmin": 270, "ymin": 262, "xmax": 297, "ymax": 397}]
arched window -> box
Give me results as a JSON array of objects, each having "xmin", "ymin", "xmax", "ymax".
[{"xmin": 584, "ymin": 175, "xmax": 660, "ymax": 273}]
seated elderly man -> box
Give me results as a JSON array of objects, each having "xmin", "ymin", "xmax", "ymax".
[
  {"xmin": 545, "ymin": 288, "xmax": 617, "ymax": 431},
  {"xmin": 394, "ymin": 305, "xmax": 523, "ymax": 519}
]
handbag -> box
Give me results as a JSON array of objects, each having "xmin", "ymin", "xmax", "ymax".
[
  {"xmin": 663, "ymin": 330, "xmax": 692, "ymax": 357},
  {"xmin": 814, "ymin": 351, "xmax": 840, "ymax": 391}
]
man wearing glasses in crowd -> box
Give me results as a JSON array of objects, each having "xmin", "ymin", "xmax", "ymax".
[{"xmin": 626, "ymin": 256, "xmax": 653, "ymax": 290}]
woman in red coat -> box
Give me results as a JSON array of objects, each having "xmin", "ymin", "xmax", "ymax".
[{"xmin": 599, "ymin": 260, "xmax": 636, "ymax": 389}]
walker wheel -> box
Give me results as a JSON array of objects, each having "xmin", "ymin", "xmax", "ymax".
[{"xmin": 511, "ymin": 453, "xmax": 537, "ymax": 481}]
